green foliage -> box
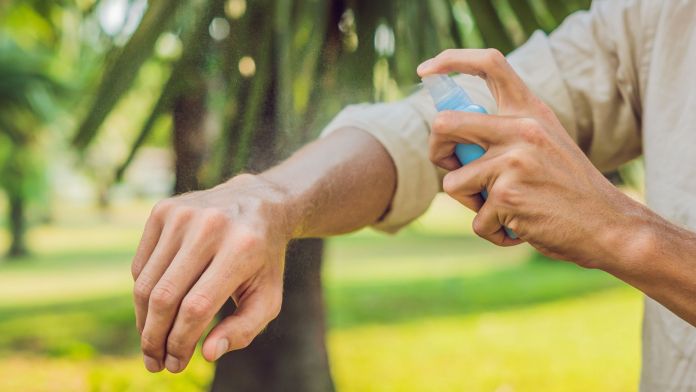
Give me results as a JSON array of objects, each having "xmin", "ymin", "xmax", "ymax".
[
  {"xmin": 72, "ymin": 0, "xmax": 188, "ymax": 149},
  {"xmin": 0, "ymin": 37, "xmax": 62, "ymax": 256},
  {"xmin": 0, "ymin": 40, "xmax": 57, "ymax": 141},
  {"xmin": 0, "ymin": 40, "xmax": 52, "ymax": 202},
  {"xmin": 71, "ymin": 0, "xmax": 588, "ymax": 187}
]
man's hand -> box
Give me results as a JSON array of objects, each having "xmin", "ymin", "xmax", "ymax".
[
  {"xmin": 129, "ymin": 126, "xmax": 397, "ymax": 374},
  {"xmin": 131, "ymin": 174, "xmax": 292, "ymax": 373},
  {"xmin": 417, "ymin": 49, "xmax": 644, "ymax": 267}
]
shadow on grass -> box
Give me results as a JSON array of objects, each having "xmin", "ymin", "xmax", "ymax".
[
  {"xmin": 0, "ymin": 249, "xmax": 135, "ymax": 271},
  {"xmin": 0, "ymin": 255, "xmax": 623, "ymax": 358},
  {"xmin": 326, "ymin": 255, "xmax": 623, "ymax": 329},
  {"xmin": 0, "ymin": 294, "xmax": 138, "ymax": 357}
]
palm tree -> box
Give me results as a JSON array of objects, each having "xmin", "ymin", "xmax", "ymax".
[{"xmin": 0, "ymin": 40, "xmax": 59, "ymax": 258}]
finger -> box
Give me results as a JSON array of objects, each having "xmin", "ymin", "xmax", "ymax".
[
  {"xmin": 140, "ymin": 239, "xmax": 216, "ymax": 373},
  {"xmin": 429, "ymin": 112, "xmax": 517, "ymax": 167},
  {"xmin": 202, "ymin": 287, "xmax": 282, "ymax": 362},
  {"xmin": 441, "ymin": 157, "xmax": 497, "ymax": 212},
  {"xmin": 472, "ymin": 204, "xmax": 523, "ymax": 247},
  {"xmin": 133, "ymin": 222, "xmax": 184, "ymax": 337},
  {"xmin": 131, "ymin": 211, "xmax": 164, "ymax": 281},
  {"xmin": 417, "ymin": 49, "xmax": 536, "ymax": 113},
  {"xmin": 163, "ymin": 246, "xmax": 257, "ymax": 372}
]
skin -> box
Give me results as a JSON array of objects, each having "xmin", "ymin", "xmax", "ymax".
[
  {"xmin": 132, "ymin": 48, "xmax": 696, "ymax": 374},
  {"xmin": 131, "ymin": 128, "xmax": 395, "ymax": 373}
]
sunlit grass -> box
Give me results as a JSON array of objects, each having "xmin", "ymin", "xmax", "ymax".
[
  {"xmin": 330, "ymin": 287, "xmax": 641, "ymax": 392},
  {"xmin": 0, "ymin": 195, "xmax": 643, "ymax": 391},
  {"xmin": 0, "ymin": 355, "xmax": 213, "ymax": 392}
]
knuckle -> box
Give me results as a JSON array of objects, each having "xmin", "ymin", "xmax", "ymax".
[
  {"xmin": 202, "ymin": 209, "xmax": 229, "ymax": 229},
  {"xmin": 236, "ymin": 327, "xmax": 256, "ymax": 349},
  {"xmin": 151, "ymin": 199, "xmax": 175, "ymax": 220},
  {"xmin": 438, "ymin": 48, "xmax": 457, "ymax": 62},
  {"xmin": 149, "ymin": 281, "xmax": 178, "ymax": 309},
  {"xmin": 181, "ymin": 292, "xmax": 215, "ymax": 320},
  {"xmin": 472, "ymin": 217, "xmax": 486, "ymax": 238},
  {"xmin": 492, "ymin": 181, "xmax": 519, "ymax": 208},
  {"xmin": 442, "ymin": 172, "xmax": 459, "ymax": 196},
  {"xmin": 506, "ymin": 218, "xmax": 521, "ymax": 234},
  {"xmin": 517, "ymin": 118, "xmax": 546, "ymax": 145},
  {"xmin": 484, "ymin": 48, "xmax": 506, "ymax": 67},
  {"xmin": 141, "ymin": 333, "xmax": 161, "ymax": 356},
  {"xmin": 431, "ymin": 112, "xmax": 456, "ymax": 137},
  {"xmin": 234, "ymin": 228, "xmax": 263, "ymax": 253},
  {"xmin": 503, "ymin": 149, "xmax": 528, "ymax": 171},
  {"xmin": 431, "ymin": 114, "xmax": 447, "ymax": 136},
  {"xmin": 133, "ymin": 278, "xmax": 154, "ymax": 303},
  {"xmin": 131, "ymin": 262, "xmax": 143, "ymax": 281},
  {"xmin": 166, "ymin": 336, "xmax": 190, "ymax": 357},
  {"xmin": 170, "ymin": 206, "xmax": 194, "ymax": 226},
  {"xmin": 535, "ymin": 103, "xmax": 556, "ymax": 120},
  {"xmin": 197, "ymin": 210, "xmax": 230, "ymax": 239}
]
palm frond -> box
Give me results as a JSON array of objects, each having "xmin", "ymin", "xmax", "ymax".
[{"xmin": 72, "ymin": 0, "xmax": 187, "ymax": 149}]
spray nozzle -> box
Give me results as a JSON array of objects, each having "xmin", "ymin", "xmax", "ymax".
[{"xmin": 421, "ymin": 74, "xmax": 473, "ymax": 108}]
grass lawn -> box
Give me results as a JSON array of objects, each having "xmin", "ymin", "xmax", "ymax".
[{"xmin": 0, "ymin": 196, "xmax": 642, "ymax": 391}]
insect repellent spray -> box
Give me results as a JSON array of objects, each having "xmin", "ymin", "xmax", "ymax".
[{"xmin": 422, "ymin": 74, "xmax": 517, "ymax": 239}]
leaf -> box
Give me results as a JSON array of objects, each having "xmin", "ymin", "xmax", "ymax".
[
  {"xmin": 114, "ymin": 0, "xmax": 220, "ymax": 181},
  {"xmin": 114, "ymin": 76, "xmax": 175, "ymax": 182},
  {"xmin": 72, "ymin": 0, "xmax": 186, "ymax": 149},
  {"xmin": 507, "ymin": 0, "xmax": 542, "ymax": 38},
  {"xmin": 540, "ymin": 0, "xmax": 571, "ymax": 25},
  {"xmin": 465, "ymin": 0, "xmax": 515, "ymax": 53}
]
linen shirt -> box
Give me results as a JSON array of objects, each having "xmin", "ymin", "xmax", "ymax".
[{"xmin": 321, "ymin": 0, "xmax": 696, "ymax": 390}]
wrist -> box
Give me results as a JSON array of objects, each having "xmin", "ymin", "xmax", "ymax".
[
  {"xmin": 597, "ymin": 196, "xmax": 658, "ymax": 277},
  {"xmin": 222, "ymin": 173, "xmax": 303, "ymax": 242}
]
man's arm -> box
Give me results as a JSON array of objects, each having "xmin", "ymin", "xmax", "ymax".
[
  {"xmin": 131, "ymin": 127, "xmax": 395, "ymax": 373},
  {"xmin": 261, "ymin": 127, "xmax": 395, "ymax": 238}
]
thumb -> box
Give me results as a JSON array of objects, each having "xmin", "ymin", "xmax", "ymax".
[{"xmin": 202, "ymin": 289, "xmax": 281, "ymax": 361}]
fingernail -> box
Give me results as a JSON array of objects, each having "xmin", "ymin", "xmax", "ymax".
[
  {"xmin": 143, "ymin": 355, "xmax": 161, "ymax": 372},
  {"xmin": 417, "ymin": 59, "xmax": 434, "ymax": 75},
  {"xmin": 214, "ymin": 339, "xmax": 229, "ymax": 360},
  {"xmin": 165, "ymin": 354, "xmax": 181, "ymax": 373}
]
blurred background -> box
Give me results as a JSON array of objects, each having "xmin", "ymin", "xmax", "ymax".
[{"xmin": 0, "ymin": 0, "xmax": 646, "ymax": 391}]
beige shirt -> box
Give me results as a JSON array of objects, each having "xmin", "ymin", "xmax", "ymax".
[{"xmin": 321, "ymin": 0, "xmax": 696, "ymax": 390}]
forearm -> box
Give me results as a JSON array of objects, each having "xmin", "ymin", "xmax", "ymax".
[
  {"xmin": 258, "ymin": 127, "xmax": 396, "ymax": 238},
  {"xmin": 603, "ymin": 202, "xmax": 696, "ymax": 325}
]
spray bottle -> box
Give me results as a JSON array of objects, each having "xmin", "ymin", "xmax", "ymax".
[{"xmin": 422, "ymin": 74, "xmax": 517, "ymax": 239}]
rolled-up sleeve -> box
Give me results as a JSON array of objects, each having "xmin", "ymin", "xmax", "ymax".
[
  {"xmin": 508, "ymin": 0, "xmax": 647, "ymax": 173},
  {"xmin": 320, "ymin": 100, "xmax": 440, "ymax": 233},
  {"xmin": 320, "ymin": 0, "xmax": 648, "ymax": 233}
]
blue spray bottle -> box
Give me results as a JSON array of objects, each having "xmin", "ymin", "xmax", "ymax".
[{"xmin": 422, "ymin": 74, "xmax": 517, "ymax": 239}]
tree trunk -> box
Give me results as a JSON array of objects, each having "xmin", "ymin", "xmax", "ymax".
[
  {"xmin": 173, "ymin": 88, "xmax": 207, "ymax": 194},
  {"xmin": 7, "ymin": 193, "xmax": 27, "ymax": 258},
  {"xmin": 211, "ymin": 239, "xmax": 334, "ymax": 392},
  {"xmin": 210, "ymin": 2, "xmax": 334, "ymax": 388}
]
